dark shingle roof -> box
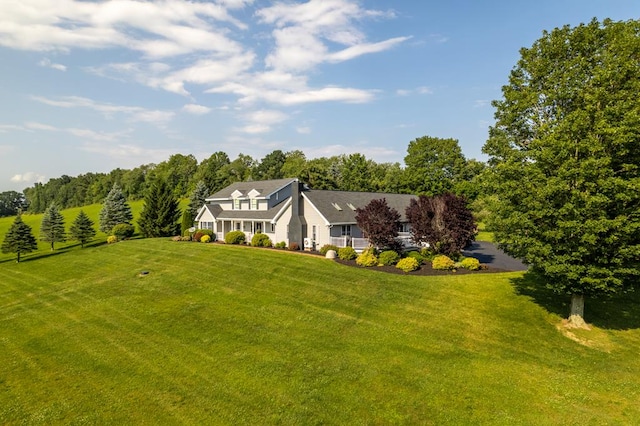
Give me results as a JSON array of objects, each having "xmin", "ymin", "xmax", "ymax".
[
  {"xmin": 206, "ymin": 178, "xmax": 297, "ymax": 200},
  {"xmin": 199, "ymin": 201, "xmax": 290, "ymax": 221},
  {"xmin": 303, "ymin": 190, "xmax": 416, "ymax": 224}
]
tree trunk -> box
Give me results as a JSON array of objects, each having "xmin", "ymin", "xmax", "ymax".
[{"xmin": 568, "ymin": 293, "xmax": 588, "ymax": 328}]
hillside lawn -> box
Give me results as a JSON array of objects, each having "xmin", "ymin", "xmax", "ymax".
[{"xmin": 0, "ymin": 238, "xmax": 639, "ymax": 424}]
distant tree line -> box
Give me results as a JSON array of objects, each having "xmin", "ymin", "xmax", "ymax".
[{"xmin": 2, "ymin": 136, "xmax": 486, "ymax": 215}]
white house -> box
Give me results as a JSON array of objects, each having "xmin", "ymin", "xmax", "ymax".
[{"xmin": 195, "ymin": 178, "xmax": 417, "ymax": 250}]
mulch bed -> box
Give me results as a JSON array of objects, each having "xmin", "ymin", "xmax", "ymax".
[{"xmin": 332, "ymin": 258, "xmax": 512, "ymax": 276}]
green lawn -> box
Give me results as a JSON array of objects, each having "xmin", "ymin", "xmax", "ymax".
[{"xmin": 1, "ymin": 239, "xmax": 638, "ymax": 424}]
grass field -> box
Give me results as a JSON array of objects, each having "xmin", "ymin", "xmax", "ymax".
[{"xmin": 1, "ymin": 239, "xmax": 638, "ymax": 424}]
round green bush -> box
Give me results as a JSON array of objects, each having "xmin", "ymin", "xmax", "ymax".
[
  {"xmin": 378, "ymin": 250, "xmax": 400, "ymax": 266},
  {"xmin": 356, "ymin": 251, "xmax": 378, "ymax": 267},
  {"xmin": 196, "ymin": 229, "xmax": 215, "ymax": 241},
  {"xmin": 396, "ymin": 257, "xmax": 419, "ymax": 272},
  {"xmin": 275, "ymin": 241, "xmax": 286, "ymax": 249},
  {"xmin": 432, "ymin": 254, "xmax": 455, "ymax": 270},
  {"xmin": 338, "ymin": 246, "xmax": 357, "ymax": 260},
  {"xmin": 225, "ymin": 230, "xmax": 246, "ymax": 245},
  {"xmin": 406, "ymin": 251, "xmax": 425, "ymax": 264},
  {"xmin": 319, "ymin": 244, "xmax": 339, "ymax": 255},
  {"xmin": 251, "ymin": 232, "xmax": 272, "ymax": 247},
  {"xmin": 107, "ymin": 235, "xmax": 118, "ymax": 244},
  {"xmin": 111, "ymin": 223, "xmax": 135, "ymax": 240},
  {"xmin": 460, "ymin": 257, "xmax": 481, "ymax": 271}
]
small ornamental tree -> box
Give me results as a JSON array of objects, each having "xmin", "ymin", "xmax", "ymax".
[
  {"xmin": 406, "ymin": 193, "xmax": 475, "ymax": 256},
  {"xmin": 40, "ymin": 202, "xmax": 66, "ymax": 250},
  {"xmin": 138, "ymin": 178, "xmax": 181, "ymax": 238},
  {"xmin": 99, "ymin": 183, "xmax": 133, "ymax": 234},
  {"xmin": 181, "ymin": 209, "xmax": 194, "ymax": 236},
  {"xmin": 355, "ymin": 198, "xmax": 401, "ymax": 250},
  {"xmin": 69, "ymin": 210, "xmax": 96, "ymax": 248},
  {"xmin": 2, "ymin": 214, "xmax": 38, "ymax": 262}
]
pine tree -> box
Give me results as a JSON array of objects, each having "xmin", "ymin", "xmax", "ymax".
[
  {"xmin": 40, "ymin": 202, "xmax": 66, "ymax": 250},
  {"xmin": 69, "ymin": 210, "xmax": 96, "ymax": 248},
  {"xmin": 138, "ymin": 178, "xmax": 181, "ymax": 238},
  {"xmin": 188, "ymin": 180, "xmax": 209, "ymax": 217},
  {"xmin": 99, "ymin": 183, "xmax": 133, "ymax": 234},
  {"xmin": 2, "ymin": 214, "xmax": 38, "ymax": 262},
  {"xmin": 181, "ymin": 209, "xmax": 194, "ymax": 236}
]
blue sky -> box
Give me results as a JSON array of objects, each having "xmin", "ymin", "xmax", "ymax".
[{"xmin": 1, "ymin": 0, "xmax": 638, "ymax": 191}]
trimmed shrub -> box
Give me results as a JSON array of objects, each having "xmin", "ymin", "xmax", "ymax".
[
  {"xmin": 319, "ymin": 244, "xmax": 339, "ymax": 256},
  {"xmin": 356, "ymin": 251, "xmax": 378, "ymax": 267},
  {"xmin": 460, "ymin": 257, "xmax": 481, "ymax": 271},
  {"xmin": 432, "ymin": 255, "xmax": 455, "ymax": 270},
  {"xmin": 289, "ymin": 242, "xmax": 300, "ymax": 251},
  {"xmin": 275, "ymin": 241, "xmax": 286, "ymax": 249},
  {"xmin": 338, "ymin": 246, "xmax": 357, "ymax": 260},
  {"xmin": 224, "ymin": 231, "xmax": 246, "ymax": 244},
  {"xmin": 406, "ymin": 251, "xmax": 425, "ymax": 264},
  {"xmin": 200, "ymin": 234, "xmax": 211, "ymax": 243},
  {"xmin": 172, "ymin": 236, "xmax": 181, "ymax": 242},
  {"xmin": 107, "ymin": 235, "xmax": 118, "ymax": 244},
  {"xmin": 251, "ymin": 232, "xmax": 272, "ymax": 247},
  {"xmin": 420, "ymin": 247, "xmax": 437, "ymax": 261},
  {"xmin": 378, "ymin": 250, "xmax": 400, "ymax": 266},
  {"xmin": 181, "ymin": 236, "xmax": 191, "ymax": 241},
  {"xmin": 111, "ymin": 223, "xmax": 135, "ymax": 240},
  {"xmin": 396, "ymin": 257, "xmax": 419, "ymax": 272}
]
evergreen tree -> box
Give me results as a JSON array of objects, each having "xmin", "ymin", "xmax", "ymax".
[
  {"xmin": 181, "ymin": 209, "xmax": 194, "ymax": 236},
  {"xmin": 69, "ymin": 210, "xmax": 96, "ymax": 248},
  {"xmin": 40, "ymin": 202, "xmax": 66, "ymax": 250},
  {"xmin": 99, "ymin": 183, "xmax": 133, "ymax": 234},
  {"xmin": 188, "ymin": 180, "xmax": 209, "ymax": 217},
  {"xmin": 138, "ymin": 178, "xmax": 181, "ymax": 238},
  {"xmin": 2, "ymin": 214, "xmax": 38, "ymax": 262}
]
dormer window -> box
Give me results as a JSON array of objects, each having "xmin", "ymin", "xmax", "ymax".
[
  {"xmin": 250, "ymin": 199, "xmax": 257, "ymax": 210},
  {"xmin": 233, "ymin": 198, "xmax": 241, "ymax": 210},
  {"xmin": 332, "ymin": 202, "xmax": 342, "ymax": 211}
]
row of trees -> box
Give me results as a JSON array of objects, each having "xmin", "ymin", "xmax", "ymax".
[
  {"xmin": 11, "ymin": 136, "xmax": 486, "ymax": 215},
  {"xmin": 355, "ymin": 193, "xmax": 475, "ymax": 256}
]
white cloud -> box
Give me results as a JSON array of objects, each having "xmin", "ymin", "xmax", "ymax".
[
  {"xmin": 296, "ymin": 126, "xmax": 311, "ymax": 134},
  {"xmin": 0, "ymin": 124, "xmax": 25, "ymax": 132},
  {"xmin": 11, "ymin": 171, "xmax": 46, "ymax": 184},
  {"xmin": 182, "ymin": 104, "xmax": 212, "ymax": 115},
  {"xmin": 396, "ymin": 86, "xmax": 433, "ymax": 96},
  {"xmin": 474, "ymin": 99, "xmax": 490, "ymax": 108},
  {"xmin": 38, "ymin": 58, "xmax": 66, "ymax": 71},
  {"xmin": 327, "ymin": 36, "xmax": 410, "ymax": 62},
  {"xmin": 237, "ymin": 109, "xmax": 288, "ymax": 134}
]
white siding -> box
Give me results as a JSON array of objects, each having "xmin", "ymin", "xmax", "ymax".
[
  {"xmin": 273, "ymin": 204, "xmax": 292, "ymax": 245},
  {"xmin": 302, "ymin": 197, "xmax": 331, "ymax": 248}
]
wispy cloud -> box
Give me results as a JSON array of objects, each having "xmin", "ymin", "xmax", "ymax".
[
  {"xmin": 38, "ymin": 58, "xmax": 66, "ymax": 71},
  {"xmin": 31, "ymin": 95, "xmax": 174, "ymax": 124},
  {"xmin": 24, "ymin": 121, "xmax": 129, "ymax": 142},
  {"xmin": 237, "ymin": 109, "xmax": 288, "ymax": 134},
  {"xmin": 474, "ymin": 99, "xmax": 490, "ymax": 108},
  {"xmin": 80, "ymin": 142, "xmax": 178, "ymax": 164},
  {"xmin": 396, "ymin": 86, "xmax": 432, "ymax": 96}
]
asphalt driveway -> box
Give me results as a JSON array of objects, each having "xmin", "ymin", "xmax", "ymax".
[{"xmin": 463, "ymin": 241, "xmax": 528, "ymax": 271}]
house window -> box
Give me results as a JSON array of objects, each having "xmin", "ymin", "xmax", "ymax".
[
  {"xmin": 255, "ymin": 222, "xmax": 262, "ymax": 233},
  {"xmin": 235, "ymin": 222, "xmax": 241, "ymax": 231},
  {"xmin": 341, "ymin": 225, "xmax": 351, "ymax": 236},
  {"xmin": 233, "ymin": 198, "xmax": 240, "ymax": 210},
  {"xmin": 250, "ymin": 199, "xmax": 257, "ymax": 210},
  {"xmin": 312, "ymin": 225, "xmax": 317, "ymax": 241},
  {"xmin": 270, "ymin": 223, "xmax": 275, "ymax": 233}
]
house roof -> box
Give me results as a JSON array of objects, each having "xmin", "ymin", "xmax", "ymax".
[
  {"xmin": 198, "ymin": 199, "xmax": 291, "ymax": 222},
  {"xmin": 206, "ymin": 178, "xmax": 297, "ymax": 200},
  {"xmin": 303, "ymin": 190, "xmax": 416, "ymax": 224}
]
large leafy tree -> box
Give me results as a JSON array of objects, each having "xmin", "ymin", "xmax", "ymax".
[
  {"xmin": 254, "ymin": 150, "xmax": 287, "ymax": 181},
  {"xmin": 138, "ymin": 178, "xmax": 181, "ymax": 238},
  {"xmin": 483, "ymin": 19, "xmax": 640, "ymax": 326},
  {"xmin": 2, "ymin": 214, "xmax": 38, "ymax": 262},
  {"xmin": 0, "ymin": 191, "xmax": 28, "ymax": 217},
  {"xmin": 355, "ymin": 198, "xmax": 401, "ymax": 250},
  {"xmin": 405, "ymin": 194, "xmax": 475, "ymax": 256},
  {"xmin": 69, "ymin": 210, "xmax": 96, "ymax": 248},
  {"xmin": 40, "ymin": 202, "xmax": 66, "ymax": 250},
  {"xmin": 404, "ymin": 136, "xmax": 468, "ymax": 196},
  {"xmin": 99, "ymin": 183, "xmax": 133, "ymax": 234}
]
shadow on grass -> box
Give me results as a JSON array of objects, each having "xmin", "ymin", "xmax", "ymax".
[
  {"xmin": 511, "ymin": 272, "xmax": 640, "ymax": 331},
  {"xmin": 0, "ymin": 239, "xmax": 107, "ymax": 265}
]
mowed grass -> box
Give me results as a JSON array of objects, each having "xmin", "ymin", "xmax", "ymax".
[{"xmin": 0, "ymin": 240, "xmax": 639, "ymax": 424}]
